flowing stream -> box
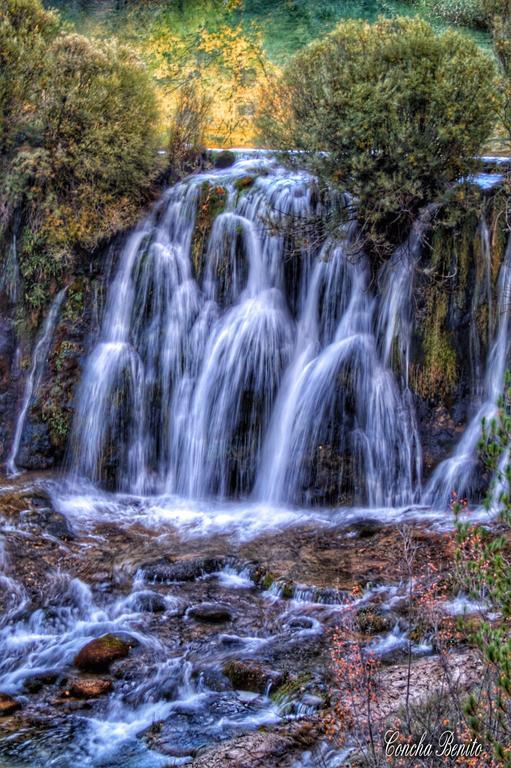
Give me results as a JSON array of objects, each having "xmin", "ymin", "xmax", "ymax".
[
  {"xmin": 0, "ymin": 153, "xmax": 509, "ymax": 767},
  {"xmin": 6, "ymin": 288, "xmax": 67, "ymax": 476}
]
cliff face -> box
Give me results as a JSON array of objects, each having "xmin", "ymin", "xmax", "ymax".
[
  {"xmin": 411, "ymin": 194, "xmax": 507, "ymax": 485},
  {"xmin": 0, "ymin": 240, "xmax": 115, "ymax": 471},
  {"xmin": 0, "ymin": 168, "xmax": 507, "ymax": 505}
]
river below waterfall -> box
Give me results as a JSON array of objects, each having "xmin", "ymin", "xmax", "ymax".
[{"xmin": 0, "ymin": 473, "xmax": 483, "ymax": 767}]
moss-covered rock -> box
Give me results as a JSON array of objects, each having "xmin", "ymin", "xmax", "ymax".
[
  {"xmin": 191, "ymin": 182, "xmax": 228, "ymax": 278},
  {"xmin": 356, "ymin": 607, "xmax": 392, "ymax": 635},
  {"xmin": 0, "ymin": 694, "xmax": 21, "ymax": 717},
  {"xmin": 74, "ymin": 634, "xmax": 134, "ymax": 672},
  {"xmin": 233, "ymin": 175, "xmax": 255, "ymax": 192},
  {"xmin": 223, "ymin": 659, "xmax": 286, "ymax": 693},
  {"xmin": 213, "ymin": 150, "xmax": 236, "ymax": 169}
]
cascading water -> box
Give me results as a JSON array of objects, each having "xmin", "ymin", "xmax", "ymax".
[
  {"xmin": 469, "ymin": 216, "xmax": 494, "ymax": 400},
  {"xmin": 69, "ymin": 156, "xmax": 423, "ymax": 508},
  {"xmin": 3, "ymin": 154, "xmax": 511, "ymax": 768},
  {"xmin": 424, "ymin": 231, "xmax": 511, "ymax": 507},
  {"xmin": 6, "ymin": 288, "xmax": 67, "ymax": 476}
]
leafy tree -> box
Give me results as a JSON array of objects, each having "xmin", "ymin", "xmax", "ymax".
[
  {"xmin": 0, "ymin": 0, "xmax": 59, "ymax": 159},
  {"xmin": 0, "ymin": 0, "xmax": 160, "ymax": 314},
  {"xmin": 483, "ymin": 0, "xmax": 511, "ymax": 151},
  {"xmin": 257, "ymin": 17, "xmax": 497, "ymax": 257}
]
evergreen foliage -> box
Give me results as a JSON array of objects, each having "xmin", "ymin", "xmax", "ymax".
[
  {"xmin": 0, "ymin": 0, "xmax": 160, "ymax": 315},
  {"xmin": 258, "ymin": 17, "xmax": 497, "ymax": 256}
]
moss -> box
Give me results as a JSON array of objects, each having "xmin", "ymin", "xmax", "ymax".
[
  {"xmin": 489, "ymin": 193, "xmax": 509, "ymax": 283},
  {"xmin": 270, "ymin": 673, "xmax": 312, "ymax": 707},
  {"xmin": 259, "ymin": 572, "xmax": 276, "ymax": 591},
  {"xmin": 413, "ymin": 291, "xmax": 457, "ymax": 401},
  {"xmin": 191, "ymin": 182, "xmax": 227, "ymax": 277},
  {"xmin": 18, "ymin": 226, "xmax": 63, "ymax": 322},
  {"xmin": 41, "ymin": 385, "xmax": 72, "ymax": 449},
  {"xmin": 234, "ymin": 175, "xmax": 256, "ymax": 193},
  {"xmin": 62, "ymin": 281, "xmax": 85, "ymax": 324}
]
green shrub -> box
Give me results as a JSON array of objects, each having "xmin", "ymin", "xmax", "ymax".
[
  {"xmin": 453, "ymin": 373, "xmax": 511, "ymax": 765},
  {"xmin": 258, "ymin": 17, "xmax": 497, "ymax": 257},
  {"xmin": 0, "ymin": 0, "xmax": 160, "ymax": 315},
  {"xmin": 418, "ymin": 0, "xmax": 488, "ymax": 28}
]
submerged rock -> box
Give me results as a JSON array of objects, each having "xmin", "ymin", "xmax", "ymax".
[
  {"xmin": 288, "ymin": 617, "xmax": 315, "ymax": 630},
  {"xmin": 24, "ymin": 673, "xmax": 58, "ymax": 693},
  {"xmin": 67, "ymin": 677, "xmax": 112, "ymax": 698},
  {"xmin": 194, "ymin": 667, "xmax": 233, "ymax": 693},
  {"xmin": 33, "ymin": 509, "xmax": 74, "ymax": 540},
  {"xmin": 223, "ymin": 659, "xmax": 285, "ymax": 694},
  {"xmin": 213, "ymin": 150, "xmax": 236, "ymax": 169},
  {"xmin": 142, "ymin": 556, "xmax": 224, "ymax": 583},
  {"xmin": 131, "ymin": 591, "xmax": 167, "ymax": 613},
  {"xmin": 74, "ymin": 633, "xmax": 134, "ymax": 672},
  {"xmin": 186, "ymin": 602, "xmax": 234, "ymax": 624},
  {"xmin": 0, "ymin": 694, "xmax": 21, "ymax": 716}
]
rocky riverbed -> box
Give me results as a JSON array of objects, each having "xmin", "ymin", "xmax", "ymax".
[{"xmin": 0, "ymin": 474, "xmax": 489, "ymax": 767}]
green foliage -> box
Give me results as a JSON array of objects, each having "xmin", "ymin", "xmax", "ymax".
[
  {"xmin": 408, "ymin": 0, "xmax": 489, "ymax": 28},
  {"xmin": 0, "ymin": 0, "xmax": 160, "ymax": 317},
  {"xmin": 414, "ymin": 292, "xmax": 458, "ymax": 400},
  {"xmin": 454, "ymin": 372, "xmax": 511, "ymax": 765},
  {"xmin": 258, "ymin": 17, "xmax": 497, "ymax": 257},
  {"xmin": 0, "ymin": 0, "xmax": 59, "ymax": 158}
]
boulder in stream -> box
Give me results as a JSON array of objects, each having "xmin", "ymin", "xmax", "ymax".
[
  {"xmin": 142, "ymin": 556, "xmax": 224, "ymax": 583},
  {"xmin": 68, "ymin": 677, "xmax": 112, "ymax": 698},
  {"xmin": 223, "ymin": 659, "xmax": 285, "ymax": 694},
  {"xmin": 213, "ymin": 149, "xmax": 236, "ymax": 169},
  {"xmin": 0, "ymin": 694, "xmax": 21, "ymax": 716},
  {"xmin": 74, "ymin": 633, "xmax": 134, "ymax": 672},
  {"xmin": 186, "ymin": 602, "xmax": 234, "ymax": 624}
]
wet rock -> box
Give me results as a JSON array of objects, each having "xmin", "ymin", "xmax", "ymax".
[
  {"xmin": 142, "ymin": 556, "xmax": 224, "ymax": 583},
  {"xmin": 191, "ymin": 720, "xmax": 320, "ymax": 767},
  {"xmin": 0, "ymin": 694, "xmax": 21, "ymax": 716},
  {"xmin": 234, "ymin": 175, "xmax": 256, "ymax": 192},
  {"xmin": 223, "ymin": 660, "xmax": 285, "ymax": 694},
  {"xmin": 288, "ymin": 617, "xmax": 315, "ymax": 630},
  {"xmin": 24, "ymin": 673, "xmax": 58, "ymax": 693},
  {"xmin": 67, "ymin": 677, "xmax": 112, "ymax": 698},
  {"xmin": 348, "ymin": 519, "xmax": 383, "ymax": 539},
  {"xmin": 301, "ymin": 693, "xmax": 324, "ymax": 709},
  {"xmin": 32, "ymin": 508, "xmax": 74, "ymax": 540},
  {"xmin": 194, "ymin": 667, "xmax": 233, "ymax": 693},
  {"xmin": 0, "ymin": 490, "xmax": 34, "ymax": 517},
  {"xmin": 187, "ymin": 602, "xmax": 234, "ymax": 624},
  {"xmin": 16, "ymin": 422, "xmax": 53, "ymax": 470},
  {"xmin": 214, "ymin": 150, "xmax": 236, "ymax": 169},
  {"xmin": 131, "ymin": 591, "xmax": 167, "ymax": 613},
  {"xmin": 74, "ymin": 633, "xmax": 134, "ymax": 672},
  {"xmin": 219, "ymin": 634, "xmax": 245, "ymax": 647}
]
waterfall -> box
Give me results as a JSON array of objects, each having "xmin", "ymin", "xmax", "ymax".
[
  {"xmin": 0, "ymin": 233, "xmax": 20, "ymax": 304},
  {"xmin": 424, "ymin": 232, "xmax": 511, "ymax": 507},
  {"xmin": 6, "ymin": 288, "xmax": 67, "ymax": 476},
  {"xmin": 70, "ymin": 156, "xmax": 423, "ymax": 508},
  {"xmin": 469, "ymin": 216, "xmax": 493, "ymax": 400},
  {"xmin": 254, "ymin": 235, "xmax": 419, "ymax": 506}
]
